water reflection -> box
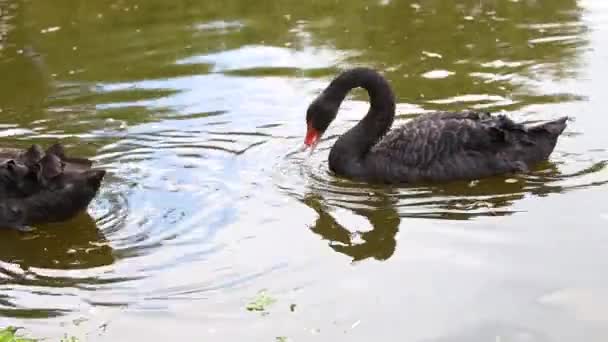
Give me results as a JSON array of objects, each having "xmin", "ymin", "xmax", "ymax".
[
  {"xmin": 294, "ymin": 154, "xmax": 608, "ymax": 260},
  {"xmin": 302, "ymin": 191, "xmax": 399, "ymax": 261},
  {"xmin": 0, "ymin": 213, "xmax": 114, "ymax": 270},
  {"xmin": 0, "ymin": 213, "xmax": 118, "ymax": 319}
]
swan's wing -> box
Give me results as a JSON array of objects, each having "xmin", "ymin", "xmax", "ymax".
[
  {"xmin": 0, "ymin": 144, "xmax": 93, "ymax": 172},
  {"xmin": 410, "ymin": 110, "xmax": 492, "ymax": 122},
  {"xmin": 46, "ymin": 143, "xmax": 94, "ymax": 171},
  {"xmin": 368, "ymin": 112, "xmax": 567, "ymax": 182},
  {"xmin": 374, "ymin": 113, "xmax": 529, "ymax": 167}
]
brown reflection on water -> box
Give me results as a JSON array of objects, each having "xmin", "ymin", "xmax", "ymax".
[
  {"xmin": 303, "ymin": 192, "xmax": 399, "ymax": 261},
  {"xmin": 0, "ymin": 213, "xmax": 114, "ymax": 270}
]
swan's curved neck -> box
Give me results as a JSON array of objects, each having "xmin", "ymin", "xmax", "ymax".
[{"xmin": 325, "ymin": 68, "xmax": 395, "ymax": 176}]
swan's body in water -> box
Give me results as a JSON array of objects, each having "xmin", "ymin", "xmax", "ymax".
[
  {"xmin": 0, "ymin": 143, "xmax": 105, "ymax": 231},
  {"xmin": 303, "ymin": 68, "xmax": 568, "ymax": 184}
]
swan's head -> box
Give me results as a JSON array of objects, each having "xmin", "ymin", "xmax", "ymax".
[{"xmin": 304, "ymin": 96, "xmax": 339, "ymax": 153}]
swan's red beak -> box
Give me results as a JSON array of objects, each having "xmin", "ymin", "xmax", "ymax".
[
  {"xmin": 304, "ymin": 127, "xmax": 319, "ymax": 146},
  {"xmin": 304, "ymin": 122, "xmax": 320, "ymax": 152}
]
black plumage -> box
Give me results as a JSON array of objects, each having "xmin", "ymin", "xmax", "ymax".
[
  {"xmin": 0, "ymin": 143, "xmax": 105, "ymax": 231},
  {"xmin": 304, "ymin": 68, "xmax": 568, "ymax": 184}
]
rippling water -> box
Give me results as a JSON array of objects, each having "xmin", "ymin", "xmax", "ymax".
[{"xmin": 1, "ymin": 0, "xmax": 608, "ymax": 340}]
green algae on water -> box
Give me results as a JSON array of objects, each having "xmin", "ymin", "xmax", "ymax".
[
  {"xmin": 0, "ymin": 327, "xmax": 37, "ymax": 342},
  {"xmin": 246, "ymin": 290, "xmax": 276, "ymax": 312}
]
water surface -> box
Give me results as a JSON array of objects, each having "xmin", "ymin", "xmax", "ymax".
[{"xmin": 1, "ymin": 0, "xmax": 608, "ymax": 340}]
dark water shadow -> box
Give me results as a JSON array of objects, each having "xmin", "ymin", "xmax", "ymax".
[
  {"xmin": 301, "ymin": 189, "xmax": 400, "ymax": 262},
  {"xmin": 0, "ymin": 212, "xmax": 114, "ymax": 270},
  {"xmin": 0, "ymin": 212, "xmax": 121, "ymax": 319}
]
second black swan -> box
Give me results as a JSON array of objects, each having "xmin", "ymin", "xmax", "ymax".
[
  {"xmin": 303, "ymin": 68, "xmax": 568, "ymax": 184},
  {"xmin": 0, "ymin": 143, "xmax": 105, "ymax": 231}
]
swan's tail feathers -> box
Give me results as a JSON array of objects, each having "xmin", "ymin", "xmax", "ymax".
[{"xmin": 529, "ymin": 116, "xmax": 568, "ymax": 136}]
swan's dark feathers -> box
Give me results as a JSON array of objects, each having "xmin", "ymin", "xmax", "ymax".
[
  {"xmin": 367, "ymin": 112, "xmax": 567, "ymax": 183},
  {"xmin": 45, "ymin": 142, "xmax": 94, "ymax": 171},
  {"xmin": 8, "ymin": 169, "xmax": 106, "ymax": 227},
  {"xmin": 0, "ymin": 143, "xmax": 93, "ymax": 173},
  {"xmin": 307, "ymin": 68, "xmax": 568, "ymax": 184},
  {"xmin": 0, "ymin": 143, "xmax": 105, "ymax": 231},
  {"xmin": 0, "ymin": 159, "xmax": 37, "ymax": 197}
]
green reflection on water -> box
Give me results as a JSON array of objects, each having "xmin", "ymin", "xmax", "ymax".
[{"xmin": 0, "ymin": 0, "xmax": 593, "ymax": 331}]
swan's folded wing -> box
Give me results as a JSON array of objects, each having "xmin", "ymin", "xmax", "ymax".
[
  {"xmin": 412, "ymin": 110, "xmax": 492, "ymax": 122},
  {"xmin": 376, "ymin": 114, "xmax": 524, "ymax": 166},
  {"xmin": 46, "ymin": 143, "xmax": 94, "ymax": 171}
]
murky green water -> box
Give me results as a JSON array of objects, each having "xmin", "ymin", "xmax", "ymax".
[{"xmin": 1, "ymin": 0, "xmax": 608, "ymax": 340}]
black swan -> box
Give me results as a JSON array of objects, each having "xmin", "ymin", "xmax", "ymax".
[
  {"xmin": 0, "ymin": 143, "xmax": 105, "ymax": 231},
  {"xmin": 303, "ymin": 68, "xmax": 568, "ymax": 184}
]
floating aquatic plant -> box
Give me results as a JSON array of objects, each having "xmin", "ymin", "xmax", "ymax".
[
  {"xmin": 0, "ymin": 327, "xmax": 36, "ymax": 342},
  {"xmin": 246, "ymin": 290, "xmax": 276, "ymax": 312}
]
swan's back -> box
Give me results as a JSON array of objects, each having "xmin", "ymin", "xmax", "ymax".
[{"xmin": 365, "ymin": 111, "xmax": 567, "ymax": 183}]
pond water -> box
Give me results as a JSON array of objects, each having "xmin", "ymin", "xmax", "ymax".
[{"xmin": 1, "ymin": 0, "xmax": 608, "ymax": 340}]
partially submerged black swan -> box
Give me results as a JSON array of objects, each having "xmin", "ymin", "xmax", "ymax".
[
  {"xmin": 303, "ymin": 68, "xmax": 568, "ymax": 184},
  {"xmin": 0, "ymin": 143, "xmax": 105, "ymax": 231}
]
